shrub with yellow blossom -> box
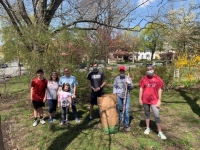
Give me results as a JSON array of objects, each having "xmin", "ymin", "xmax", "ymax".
[{"xmin": 174, "ymin": 50, "xmax": 200, "ymax": 81}]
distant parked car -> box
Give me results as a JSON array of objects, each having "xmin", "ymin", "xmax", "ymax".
[
  {"xmin": 77, "ymin": 63, "xmax": 86, "ymax": 69},
  {"xmin": 155, "ymin": 62, "xmax": 163, "ymax": 66},
  {"xmin": 1, "ymin": 63, "xmax": 8, "ymax": 68},
  {"xmin": 19, "ymin": 63, "xmax": 23, "ymax": 67}
]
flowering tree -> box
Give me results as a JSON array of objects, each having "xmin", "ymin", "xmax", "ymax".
[{"xmin": 164, "ymin": 2, "xmax": 199, "ymax": 53}]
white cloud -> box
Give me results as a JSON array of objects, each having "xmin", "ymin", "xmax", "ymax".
[{"xmin": 138, "ymin": 0, "xmax": 156, "ymax": 7}]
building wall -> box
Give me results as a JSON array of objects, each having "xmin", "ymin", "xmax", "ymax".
[{"xmin": 134, "ymin": 51, "xmax": 155, "ymax": 61}]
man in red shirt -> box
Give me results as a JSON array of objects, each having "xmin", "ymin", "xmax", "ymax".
[
  {"xmin": 31, "ymin": 69, "xmax": 47, "ymax": 127},
  {"xmin": 139, "ymin": 65, "xmax": 167, "ymax": 140}
]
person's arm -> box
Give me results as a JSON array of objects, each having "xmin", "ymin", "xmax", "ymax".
[
  {"xmin": 155, "ymin": 88, "xmax": 162, "ymax": 107},
  {"xmin": 99, "ymin": 73, "xmax": 106, "ymax": 90},
  {"xmin": 100, "ymin": 80, "xmax": 106, "ymax": 89},
  {"xmin": 57, "ymin": 91, "xmax": 60, "ymax": 107},
  {"xmin": 113, "ymin": 78, "xmax": 117, "ymax": 94},
  {"xmin": 43, "ymin": 89, "xmax": 47, "ymax": 102},
  {"xmin": 139, "ymin": 87, "xmax": 143, "ymax": 106},
  {"xmin": 95, "ymin": 80, "xmax": 106, "ymax": 92},
  {"xmin": 73, "ymin": 86, "xmax": 77, "ymax": 98},
  {"xmin": 30, "ymin": 87, "xmax": 33, "ymax": 101},
  {"xmin": 69, "ymin": 97, "xmax": 72, "ymax": 109},
  {"xmin": 126, "ymin": 77, "xmax": 133, "ymax": 91},
  {"xmin": 58, "ymin": 78, "xmax": 62, "ymax": 95},
  {"xmin": 87, "ymin": 80, "xmax": 95, "ymax": 92},
  {"xmin": 57, "ymin": 86, "xmax": 62, "ymax": 95}
]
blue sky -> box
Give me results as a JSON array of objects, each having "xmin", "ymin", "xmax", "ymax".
[{"xmin": 129, "ymin": 0, "xmax": 196, "ymax": 28}]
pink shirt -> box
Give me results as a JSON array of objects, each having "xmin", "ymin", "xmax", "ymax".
[
  {"xmin": 59, "ymin": 91, "xmax": 72, "ymax": 107},
  {"xmin": 139, "ymin": 75, "xmax": 164, "ymax": 105}
]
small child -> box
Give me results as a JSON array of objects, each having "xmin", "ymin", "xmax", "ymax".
[{"xmin": 58, "ymin": 83, "xmax": 72, "ymax": 125}]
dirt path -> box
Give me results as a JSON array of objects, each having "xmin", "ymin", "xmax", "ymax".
[{"xmin": 1, "ymin": 120, "xmax": 15, "ymax": 150}]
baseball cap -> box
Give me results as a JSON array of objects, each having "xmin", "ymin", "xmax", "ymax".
[{"xmin": 119, "ymin": 66, "xmax": 126, "ymax": 71}]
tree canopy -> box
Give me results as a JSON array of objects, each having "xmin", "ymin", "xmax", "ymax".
[{"xmin": 140, "ymin": 23, "xmax": 167, "ymax": 60}]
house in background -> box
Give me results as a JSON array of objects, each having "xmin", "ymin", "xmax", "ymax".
[
  {"xmin": 134, "ymin": 50, "xmax": 159, "ymax": 61},
  {"xmin": 108, "ymin": 48, "xmax": 175, "ymax": 64},
  {"xmin": 108, "ymin": 49, "xmax": 130, "ymax": 63}
]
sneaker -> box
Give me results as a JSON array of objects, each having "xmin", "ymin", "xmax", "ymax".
[
  {"xmin": 124, "ymin": 127, "xmax": 131, "ymax": 132},
  {"xmin": 75, "ymin": 118, "xmax": 81, "ymax": 123},
  {"xmin": 52, "ymin": 118, "xmax": 57, "ymax": 122},
  {"xmin": 40, "ymin": 119, "xmax": 45, "ymax": 125},
  {"xmin": 158, "ymin": 132, "xmax": 167, "ymax": 140},
  {"xmin": 60, "ymin": 120, "xmax": 65, "ymax": 125},
  {"xmin": 49, "ymin": 119, "xmax": 53, "ymax": 123},
  {"xmin": 33, "ymin": 120, "xmax": 38, "ymax": 127},
  {"xmin": 119, "ymin": 121, "xmax": 124, "ymax": 127},
  {"xmin": 144, "ymin": 128, "xmax": 150, "ymax": 134}
]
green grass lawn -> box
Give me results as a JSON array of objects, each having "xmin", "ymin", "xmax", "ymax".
[{"xmin": 0, "ymin": 76, "xmax": 200, "ymax": 150}]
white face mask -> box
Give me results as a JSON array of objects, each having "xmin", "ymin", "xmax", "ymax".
[{"xmin": 147, "ymin": 70, "xmax": 154, "ymax": 76}]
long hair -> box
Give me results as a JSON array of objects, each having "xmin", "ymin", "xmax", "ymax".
[
  {"xmin": 49, "ymin": 71, "xmax": 59, "ymax": 82},
  {"xmin": 62, "ymin": 83, "xmax": 70, "ymax": 92}
]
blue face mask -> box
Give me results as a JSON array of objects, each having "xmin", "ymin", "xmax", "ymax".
[{"xmin": 93, "ymin": 67, "xmax": 98, "ymax": 72}]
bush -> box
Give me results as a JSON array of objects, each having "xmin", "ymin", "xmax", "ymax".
[
  {"xmin": 131, "ymin": 66, "xmax": 174, "ymax": 90},
  {"xmin": 154, "ymin": 66, "xmax": 174, "ymax": 90},
  {"xmin": 72, "ymin": 70, "xmax": 90, "ymax": 102},
  {"xmin": 131, "ymin": 66, "xmax": 146, "ymax": 84}
]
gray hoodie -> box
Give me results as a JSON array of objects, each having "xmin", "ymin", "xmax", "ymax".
[{"xmin": 113, "ymin": 75, "xmax": 134, "ymax": 98}]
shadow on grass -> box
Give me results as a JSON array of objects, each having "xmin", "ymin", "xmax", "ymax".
[
  {"xmin": 47, "ymin": 105, "xmax": 128, "ymax": 150},
  {"xmin": 175, "ymin": 89, "xmax": 200, "ymax": 117},
  {"xmin": 47, "ymin": 105, "xmax": 97, "ymax": 150},
  {"xmin": 46, "ymin": 106, "xmax": 123, "ymax": 150},
  {"xmin": 139, "ymin": 120, "xmax": 158, "ymax": 134}
]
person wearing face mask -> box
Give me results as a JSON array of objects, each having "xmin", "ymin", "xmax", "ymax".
[
  {"xmin": 87, "ymin": 62, "xmax": 106, "ymax": 122},
  {"xmin": 139, "ymin": 65, "xmax": 167, "ymax": 140},
  {"xmin": 113, "ymin": 66, "xmax": 134, "ymax": 132}
]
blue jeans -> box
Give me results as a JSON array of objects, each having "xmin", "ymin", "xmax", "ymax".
[
  {"xmin": 117, "ymin": 96, "xmax": 130, "ymax": 127},
  {"xmin": 72, "ymin": 98, "xmax": 78, "ymax": 119}
]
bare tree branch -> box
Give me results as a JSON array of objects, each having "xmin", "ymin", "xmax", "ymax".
[{"xmin": 17, "ymin": 0, "xmax": 32, "ymax": 25}]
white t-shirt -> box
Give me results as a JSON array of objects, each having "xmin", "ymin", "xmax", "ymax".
[{"xmin": 59, "ymin": 91, "xmax": 72, "ymax": 107}]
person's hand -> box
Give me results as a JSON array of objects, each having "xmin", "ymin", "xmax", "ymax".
[
  {"xmin": 57, "ymin": 104, "xmax": 60, "ymax": 108},
  {"xmin": 92, "ymin": 87, "xmax": 96, "ymax": 92},
  {"xmin": 95, "ymin": 87, "xmax": 101, "ymax": 92},
  {"xmin": 155, "ymin": 101, "xmax": 161, "ymax": 107},
  {"xmin": 70, "ymin": 105, "xmax": 72, "ymax": 109},
  {"xmin": 73, "ymin": 94, "xmax": 76, "ymax": 99},
  {"xmin": 139, "ymin": 99, "xmax": 143, "ymax": 106},
  {"xmin": 126, "ymin": 78, "xmax": 131, "ymax": 84},
  {"xmin": 43, "ymin": 98, "xmax": 46, "ymax": 103}
]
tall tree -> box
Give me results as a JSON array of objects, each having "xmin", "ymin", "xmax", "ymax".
[
  {"xmin": 140, "ymin": 23, "xmax": 167, "ymax": 60},
  {"xmin": 0, "ymin": 0, "xmax": 186, "ymax": 69},
  {"xmin": 163, "ymin": 2, "xmax": 199, "ymax": 53}
]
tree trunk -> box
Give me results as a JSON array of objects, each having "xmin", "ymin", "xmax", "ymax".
[
  {"xmin": 132, "ymin": 52, "xmax": 134, "ymax": 63},
  {"xmin": 0, "ymin": 115, "xmax": 5, "ymax": 150},
  {"xmin": 18, "ymin": 57, "xmax": 21, "ymax": 76},
  {"xmin": 151, "ymin": 50, "xmax": 155, "ymax": 61}
]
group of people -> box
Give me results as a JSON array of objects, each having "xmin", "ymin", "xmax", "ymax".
[{"xmin": 30, "ymin": 62, "xmax": 167, "ymax": 140}]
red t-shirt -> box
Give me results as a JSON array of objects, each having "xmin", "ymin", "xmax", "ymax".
[
  {"xmin": 31, "ymin": 78, "xmax": 47, "ymax": 101},
  {"xmin": 139, "ymin": 75, "xmax": 164, "ymax": 105}
]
